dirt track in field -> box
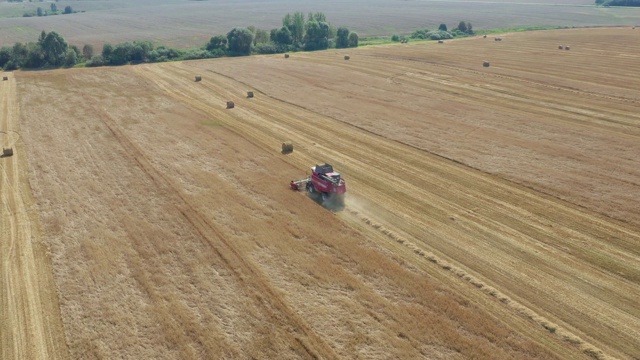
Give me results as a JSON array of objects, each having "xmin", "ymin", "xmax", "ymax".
[{"xmin": 4, "ymin": 27, "xmax": 640, "ymax": 359}]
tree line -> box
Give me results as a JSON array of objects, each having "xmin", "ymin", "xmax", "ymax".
[
  {"xmin": 402, "ymin": 21, "xmax": 473, "ymax": 42},
  {"xmin": 595, "ymin": 0, "xmax": 640, "ymax": 6},
  {"xmin": 0, "ymin": 12, "xmax": 358, "ymax": 70},
  {"xmin": 0, "ymin": 13, "xmax": 475, "ymax": 71},
  {"xmin": 0, "ymin": 31, "xmax": 78, "ymax": 70},
  {"xmin": 23, "ymin": 3, "xmax": 76, "ymax": 17},
  {"xmin": 209, "ymin": 12, "xmax": 359, "ymax": 56}
]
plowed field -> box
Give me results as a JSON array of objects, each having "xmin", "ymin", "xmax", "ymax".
[{"xmin": 2, "ymin": 27, "xmax": 640, "ymax": 359}]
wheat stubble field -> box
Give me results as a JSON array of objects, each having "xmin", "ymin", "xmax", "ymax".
[{"xmin": 1, "ymin": 27, "xmax": 640, "ymax": 359}]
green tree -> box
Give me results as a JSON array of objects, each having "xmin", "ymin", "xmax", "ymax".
[
  {"xmin": 64, "ymin": 48, "xmax": 77, "ymax": 67},
  {"xmin": 273, "ymin": 26, "xmax": 292, "ymax": 45},
  {"xmin": 254, "ymin": 29, "xmax": 269, "ymax": 45},
  {"xmin": 206, "ymin": 35, "xmax": 227, "ymax": 51},
  {"xmin": 24, "ymin": 42, "xmax": 46, "ymax": 68},
  {"xmin": 135, "ymin": 41, "xmax": 153, "ymax": 57},
  {"xmin": 64, "ymin": 6, "xmax": 72, "ymax": 14},
  {"xmin": 0, "ymin": 47, "xmax": 13, "ymax": 69},
  {"xmin": 292, "ymin": 12, "xmax": 305, "ymax": 44},
  {"xmin": 50, "ymin": 3, "xmax": 57, "ymax": 13},
  {"xmin": 70, "ymin": 45, "xmax": 81, "ymax": 58},
  {"xmin": 42, "ymin": 31, "xmax": 67, "ymax": 66},
  {"xmin": 86, "ymin": 55, "xmax": 104, "ymax": 67},
  {"xmin": 226, "ymin": 27, "xmax": 253, "ymax": 55},
  {"xmin": 101, "ymin": 43, "xmax": 113, "ymax": 62},
  {"xmin": 110, "ymin": 42, "xmax": 134, "ymax": 65},
  {"xmin": 11, "ymin": 43, "xmax": 28, "ymax": 67},
  {"xmin": 37, "ymin": 7, "xmax": 43, "ymax": 16},
  {"xmin": 82, "ymin": 44, "xmax": 93, "ymax": 60},
  {"xmin": 304, "ymin": 21, "xmax": 329, "ymax": 51},
  {"xmin": 439, "ymin": 23, "xmax": 448, "ymax": 31},
  {"xmin": 336, "ymin": 27, "xmax": 350, "ymax": 48},
  {"xmin": 308, "ymin": 12, "xmax": 326, "ymax": 23},
  {"xmin": 466, "ymin": 22, "xmax": 473, "ymax": 34},
  {"xmin": 348, "ymin": 32, "xmax": 359, "ymax": 47},
  {"xmin": 38, "ymin": 30, "xmax": 46, "ymax": 46},
  {"xmin": 457, "ymin": 21, "xmax": 467, "ymax": 33},
  {"xmin": 283, "ymin": 12, "xmax": 305, "ymax": 44}
]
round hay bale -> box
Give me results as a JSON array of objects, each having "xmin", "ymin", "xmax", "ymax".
[
  {"xmin": 483, "ymin": 35, "xmax": 487, "ymax": 38},
  {"xmin": 195, "ymin": 76, "xmax": 202, "ymax": 82},
  {"xmin": 483, "ymin": 61, "xmax": 490, "ymax": 67},
  {"xmin": 281, "ymin": 142, "xmax": 293, "ymax": 154},
  {"xmin": 438, "ymin": 40, "xmax": 444, "ymax": 44},
  {"xmin": 2, "ymin": 76, "xmax": 7, "ymax": 81},
  {"xmin": 247, "ymin": 91, "xmax": 254, "ymax": 98},
  {"xmin": 284, "ymin": 53, "xmax": 290, "ymax": 58},
  {"xmin": 558, "ymin": 45, "xmax": 564, "ymax": 49},
  {"xmin": 494, "ymin": 37, "xmax": 502, "ymax": 41},
  {"xmin": 2, "ymin": 148, "xmax": 13, "ymax": 157},
  {"xmin": 565, "ymin": 46, "xmax": 570, "ymax": 50},
  {"xmin": 226, "ymin": 101, "xmax": 235, "ymax": 109},
  {"xmin": 344, "ymin": 55, "xmax": 350, "ymax": 60}
]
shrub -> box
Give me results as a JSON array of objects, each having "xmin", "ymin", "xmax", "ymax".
[
  {"xmin": 426, "ymin": 30, "xmax": 453, "ymax": 40},
  {"xmin": 3, "ymin": 60, "xmax": 18, "ymax": 71},
  {"xmin": 227, "ymin": 27, "xmax": 253, "ymax": 55},
  {"xmin": 348, "ymin": 32, "xmax": 358, "ymax": 47},
  {"xmin": 182, "ymin": 48, "xmax": 209, "ymax": 60},
  {"xmin": 253, "ymin": 43, "xmax": 279, "ymax": 54},
  {"xmin": 207, "ymin": 48, "xmax": 227, "ymax": 58},
  {"xmin": 336, "ymin": 27, "xmax": 350, "ymax": 48},
  {"xmin": 411, "ymin": 29, "xmax": 429, "ymax": 39},
  {"xmin": 206, "ymin": 35, "xmax": 227, "ymax": 51},
  {"xmin": 0, "ymin": 47, "xmax": 12, "ymax": 68},
  {"xmin": 64, "ymin": 49, "xmax": 78, "ymax": 67},
  {"xmin": 85, "ymin": 55, "xmax": 104, "ymax": 67},
  {"xmin": 148, "ymin": 47, "xmax": 182, "ymax": 62}
]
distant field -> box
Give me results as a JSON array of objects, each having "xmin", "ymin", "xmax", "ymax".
[{"xmin": 1, "ymin": 0, "xmax": 640, "ymax": 49}]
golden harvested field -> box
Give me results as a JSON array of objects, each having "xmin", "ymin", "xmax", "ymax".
[{"xmin": 2, "ymin": 27, "xmax": 640, "ymax": 359}]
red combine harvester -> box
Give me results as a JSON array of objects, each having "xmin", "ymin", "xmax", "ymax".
[{"xmin": 290, "ymin": 163, "xmax": 346, "ymax": 208}]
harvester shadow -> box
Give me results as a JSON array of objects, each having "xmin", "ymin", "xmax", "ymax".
[{"xmin": 306, "ymin": 192, "xmax": 345, "ymax": 212}]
